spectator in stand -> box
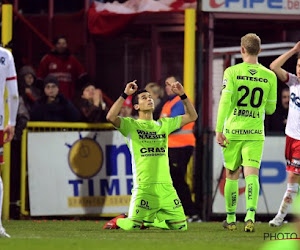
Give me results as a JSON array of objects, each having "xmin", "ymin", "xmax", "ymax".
[
  {"xmin": 145, "ymin": 82, "xmax": 165, "ymax": 120},
  {"xmin": 18, "ymin": 66, "xmax": 41, "ymax": 110},
  {"xmin": 37, "ymin": 35, "xmax": 88, "ymax": 100},
  {"xmin": 31, "ymin": 75, "xmax": 80, "ymax": 122},
  {"xmin": 75, "ymin": 83, "xmax": 107, "ymax": 122},
  {"xmin": 268, "ymin": 88, "xmax": 289, "ymax": 133},
  {"xmin": 119, "ymin": 95, "xmax": 133, "ymax": 118},
  {"xmin": 14, "ymin": 66, "xmax": 41, "ymax": 140}
]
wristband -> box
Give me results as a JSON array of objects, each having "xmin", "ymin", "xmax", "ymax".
[
  {"xmin": 121, "ymin": 92, "xmax": 128, "ymax": 99},
  {"xmin": 180, "ymin": 93, "xmax": 187, "ymax": 100}
]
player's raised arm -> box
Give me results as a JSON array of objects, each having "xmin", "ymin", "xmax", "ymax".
[
  {"xmin": 166, "ymin": 81, "xmax": 198, "ymax": 127},
  {"xmin": 270, "ymin": 41, "xmax": 300, "ymax": 82},
  {"xmin": 106, "ymin": 80, "xmax": 138, "ymax": 128}
]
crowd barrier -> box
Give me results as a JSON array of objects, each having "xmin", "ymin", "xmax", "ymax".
[{"xmin": 20, "ymin": 122, "xmax": 195, "ymax": 217}]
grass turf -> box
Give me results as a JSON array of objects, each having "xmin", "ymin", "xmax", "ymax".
[{"xmin": 0, "ymin": 220, "xmax": 293, "ymax": 250}]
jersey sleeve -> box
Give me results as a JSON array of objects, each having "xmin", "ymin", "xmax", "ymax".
[
  {"xmin": 265, "ymin": 72, "xmax": 277, "ymax": 115},
  {"xmin": 162, "ymin": 116, "xmax": 182, "ymax": 134},
  {"xmin": 285, "ymin": 73, "xmax": 299, "ymax": 87},
  {"xmin": 118, "ymin": 116, "xmax": 132, "ymax": 137},
  {"xmin": 6, "ymin": 52, "xmax": 19, "ymax": 126},
  {"xmin": 215, "ymin": 67, "xmax": 234, "ymax": 132}
]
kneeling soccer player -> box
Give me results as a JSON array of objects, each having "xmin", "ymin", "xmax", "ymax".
[{"xmin": 104, "ymin": 80, "xmax": 198, "ymax": 231}]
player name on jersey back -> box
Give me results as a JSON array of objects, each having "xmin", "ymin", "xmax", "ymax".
[{"xmin": 233, "ymin": 108, "xmax": 260, "ymax": 118}]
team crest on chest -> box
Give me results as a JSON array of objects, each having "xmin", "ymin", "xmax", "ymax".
[{"xmin": 49, "ymin": 63, "xmax": 57, "ymax": 70}]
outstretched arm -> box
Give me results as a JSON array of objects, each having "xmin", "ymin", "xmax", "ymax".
[
  {"xmin": 106, "ymin": 80, "xmax": 138, "ymax": 128},
  {"xmin": 167, "ymin": 81, "xmax": 198, "ymax": 127},
  {"xmin": 270, "ymin": 41, "xmax": 300, "ymax": 82}
]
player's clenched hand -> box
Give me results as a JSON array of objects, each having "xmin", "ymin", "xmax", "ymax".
[
  {"xmin": 293, "ymin": 41, "xmax": 300, "ymax": 53},
  {"xmin": 167, "ymin": 81, "xmax": 185, "ymax": 96},
  {"xmin": 216, "ymin": 132, "xmax": 229, "ymax": 148},
  {"xmin": 3, "ymin": 125, "xmax": 15, "ymax": 143},
  {"xmin": 124, "ymin": 80, "xmax": 138, "ymax": 96}
]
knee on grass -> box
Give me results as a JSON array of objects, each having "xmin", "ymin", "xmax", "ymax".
[
  {"xmin": 116, "ymin": 218, "xmax": 143, "ymax": 231},
  {"xmin": 166, "ymin": 220, "xmax": 187, "ymax": 231}
]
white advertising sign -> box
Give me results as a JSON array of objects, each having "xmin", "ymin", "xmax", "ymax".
[
  {"xmin": 28, "ymin": 131, "xmax": 132, "ymax": 216},
  {"xmin": 202, "ymin": 0, "xmax": 300, "ymax": 15},
  {"xmin": 213, "ymin": 136, "xmax": 287, "ymax": 214}
]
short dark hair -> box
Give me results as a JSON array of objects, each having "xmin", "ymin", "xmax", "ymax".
[
  {"xmin": 44, "ymin": 74, "xmax": 59, "ymax": 88},
  {"xmin": 132, "ymin": 89, "xmax": 148, "ymax": 107},
  {"xmin": 164, "ymin": 75, "xmax": 182, "ymax": 86},
  {"xmin": 297, "ymin": 52, "xmax": 300, "ymax": 59},
  {"xmin": 53, "ymin": 35, "xmax": 67, "ymax": 45},
  {"xmin": 165, "ymin": 75, "xmax": 180, "ymax": 82}
]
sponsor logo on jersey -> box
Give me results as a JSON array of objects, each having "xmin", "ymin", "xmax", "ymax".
[
  {"xmin": 226, "ymin": 129, "xmax": 263, "ymax": 135},
  {"xmin": 248, "ymin": 69, "xmax": 257, "ymax": 75},
  {"xmin": 0, "ymin": 57, "xmax": 5, "ymax": 65},
  {"xmin": 237, "ymin": 75, "xmax": 268, "ymax": 83},
  {"xmin": 290, "ymin": 92, "xmax": 300, "ymax": 108},
  {"xmin": 173, "ymin": 199, "xmax": 182, "ymax": 209},
  {"xmin": 137, "ymin": 199, "xmax": 151, "ymax": 210},
  {"xmin": 140, "ymin": 147, "xmax": 166, "ymax": 157},
  {"xmin": 291, "ymin": 158, "xmax": 300, "ymax": 168},
  {"xmin": 49, "ymin": 63, "xmax": 57, "ymax": 70},
  {"xmin": 140, "ymin": 147, "xmax": 165, "ymax": 154},
  {"xmin": 137, "ymin": 129, "xmax": 166, "ymax": 139}
]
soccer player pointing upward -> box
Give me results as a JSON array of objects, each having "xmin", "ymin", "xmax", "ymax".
[
  {"xmin": 215, "ymin": 33, "xmax": 277, "ymax": 232},
  {"xmin": 105, "ymin": 80, "xmax": 197, "ymax": 231}
]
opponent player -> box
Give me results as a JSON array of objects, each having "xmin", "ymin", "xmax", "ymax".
[
  {"xmin": 104, "ymin": 80, "xmax": 197, "ymax": 230},
  {"xmin": 0, "ymin": 47, "xmax": 19, "ymax": 237},
  {"xmin": 269, "ymin": 42, "xmax": 300, "ymax": 227},
  {"xmin": 215, "ymin": 33, "xmax": 277, "ymax": 232}
]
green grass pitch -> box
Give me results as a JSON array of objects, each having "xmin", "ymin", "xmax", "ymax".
[{"xmin": 0, "ymin": 220, "xmax": 293, "ymax": 250}]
